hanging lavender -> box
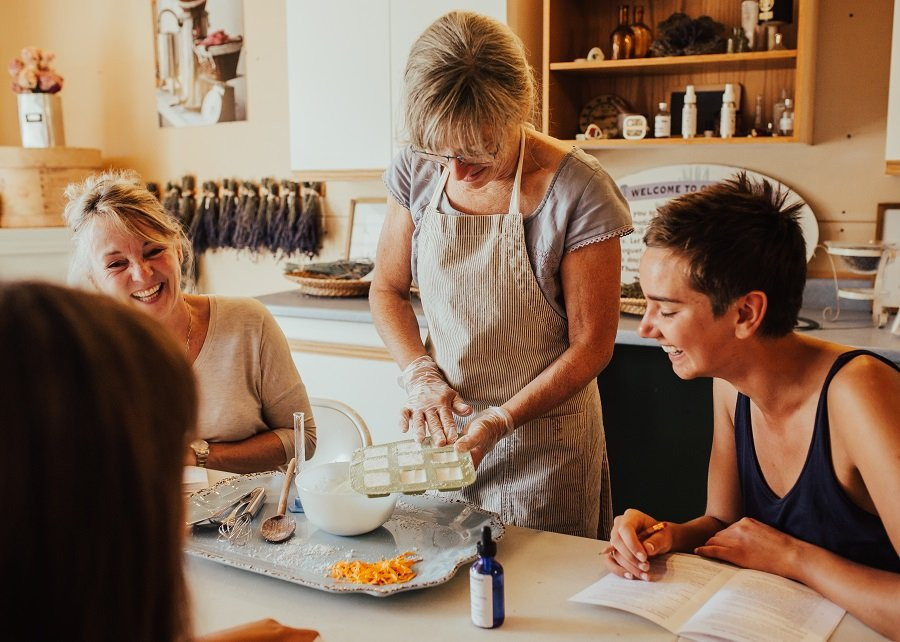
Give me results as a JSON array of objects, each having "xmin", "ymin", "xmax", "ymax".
[
  {"xmin": 295, "ymin": 183, "xmax": 323, "ymax": 257},
  {"xmin": 217, "ymin": 179, "xmax": 238, "ymax": 248},
  {"xmin": 262, "ymin": 180, "xmax": 280, "ymax": 251},
  {"xmin": 200, "ymin": 181, "xmax": 221, "ymax": 251},
  {"xmin": 231, "ymin": 180, "xmax": 260, "ymax": 251},
  {"xmin": 188, "ymin": 181, "xmax": 215, "ymax": 256},
  {"xmin": 162, "ymin": 181, "xmax": 180, "ymax": 219}
]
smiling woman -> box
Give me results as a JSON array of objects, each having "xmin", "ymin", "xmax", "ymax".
[{"xmin": 62, "ymin": 169, "xmax": 318, "ymax": 475}]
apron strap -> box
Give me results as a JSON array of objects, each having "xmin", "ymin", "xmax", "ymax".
[{"xmin": 507, "ymin": 126, "xmax": 526, "ymax": 216}]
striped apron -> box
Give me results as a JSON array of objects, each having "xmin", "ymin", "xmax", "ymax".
[{"xmin": 416, "ymin": 130, "xmax": 612, "ymax": 538}]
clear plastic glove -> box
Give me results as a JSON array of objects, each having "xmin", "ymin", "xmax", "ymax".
[
  {"xmin": 398, "ymin": 355, "xmax": 472, "ymax": 446},
  {"xmin": 454, "ymin": 405, "xmax": 515, "ymax": 468}
]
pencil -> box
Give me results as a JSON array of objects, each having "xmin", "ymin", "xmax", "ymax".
[{"xmin": 637, "ymin": 521, "xmax": 666, "ymax": 541}]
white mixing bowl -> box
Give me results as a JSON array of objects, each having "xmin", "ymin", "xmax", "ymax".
[{"xmin": 295, "ymin": 461, "xmax": 397, "ymax": 536}]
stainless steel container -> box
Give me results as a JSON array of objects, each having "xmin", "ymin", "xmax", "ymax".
[{"xmin": 17, "ymin": 93, "xmax": 65, "ymax": 148}]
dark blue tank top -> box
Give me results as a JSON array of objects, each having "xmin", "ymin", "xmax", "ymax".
[{"xmin": 735, "ymin": 350, "xmax": 900, "ymax": 572}]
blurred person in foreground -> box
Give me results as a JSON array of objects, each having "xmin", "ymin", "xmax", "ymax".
[
  {"xmin": 64, "ymin": 170, "xmax": 315, "ymax": 473},
  {"xmin": 0, "ymin": 280, "xmax": 318, "ymax": 642},
  {"xmin": 604, "ymin": 174, "xmax": 900, "ymax": 640},
  {"xmin": 370, "ymin": 11, "xmax": 633, "ymax": 537}
]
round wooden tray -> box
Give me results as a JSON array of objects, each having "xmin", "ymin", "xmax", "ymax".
[
  {"xmin": 619, "ymin": 297, "xmax": 647, "ymax": 316},
  {"xmin": 284, "ymin": 271, "xmax": 371, "ymax": 297}
]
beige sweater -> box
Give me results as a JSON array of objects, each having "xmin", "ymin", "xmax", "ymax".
[{"xmin": 193, "ymin": 296, "xmax": 315, "ymax": 461}]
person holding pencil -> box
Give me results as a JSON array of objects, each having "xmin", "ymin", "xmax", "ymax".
[{"xmin": 603, "ymin": 174, "xmax": 900, "ymax": 641}]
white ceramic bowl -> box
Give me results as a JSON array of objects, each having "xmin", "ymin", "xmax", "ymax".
[{"xmin": 295, "ymin": 461, "xmax": 397, "ymax": 536}]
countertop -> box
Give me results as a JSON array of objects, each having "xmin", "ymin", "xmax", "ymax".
[
  {"xmin": 256, "ymin": 284, "xmax": 900, "ymax": 363},
  {"xmin": 186, "ymin": 475, "xmax": 884, "ymax": 641}
]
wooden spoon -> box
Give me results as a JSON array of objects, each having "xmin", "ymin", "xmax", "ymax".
[{"xmin": 261, "ymin": 457, "xmax": 298, "ymax": 543}]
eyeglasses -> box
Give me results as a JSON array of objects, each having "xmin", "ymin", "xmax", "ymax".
[{"xmin": 411, "ymin": 147, "xmax": 498, "ymax": 167}]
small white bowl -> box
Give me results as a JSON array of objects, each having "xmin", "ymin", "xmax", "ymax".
[{"xmin": 295, "ymin": 461, "xmax": 397, "ymax": 536}]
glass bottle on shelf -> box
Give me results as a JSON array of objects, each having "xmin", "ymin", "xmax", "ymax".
[
  {"xmin": 751, "ymin": 94, "xmax": 770, "ymax": 136},
  {"xmin": 682, "ymin": 85, "xmax": 697, "ymax": 139},
  {"xmin": 720, "ymin": 84, "xmax": 736, "ymax": 138},
  {"xmin": 779, "ymin": 98, "xmax": 794, "ymax": 135},
  {"xmin": 630, "ymin": 5, "xmax": 652, "ymax": 58},
  {"xmin": 654, "ymin": 101, "xmax": 671, "ymax": 138},
  {"xmin": 772, "ymin": 88, "xmax": 788, "ymax": 135},
  {"xmin": 609, "ymin": 5, "xmax": 635, "ymax": 60}
]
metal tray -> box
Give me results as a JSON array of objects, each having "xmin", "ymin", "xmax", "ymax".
[{"xmin": 185, "ymin": 471, "xmax": 504, "ymax": 596}]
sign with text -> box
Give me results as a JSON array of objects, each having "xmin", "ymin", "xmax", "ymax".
[{"xmin": 616, "ymin": 164, "xmax": 819, "ymax": 285}]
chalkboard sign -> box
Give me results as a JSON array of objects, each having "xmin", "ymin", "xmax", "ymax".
[{"xmin": 616, "ymin": 164, "xmax": 819, "ymax": 285}]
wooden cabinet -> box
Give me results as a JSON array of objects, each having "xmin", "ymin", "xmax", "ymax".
[
  {"xmin": 286, "ymin": 0, "xmax": 507, "ymax": 179},
  {"xmin": 887, "ymin": 0, "xmax": 900, "ymax": 175},
  {"xmin": 542, "ymin": 0, "xmax": 817, "ymax": 147}
]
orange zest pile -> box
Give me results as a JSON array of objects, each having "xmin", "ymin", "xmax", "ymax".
[{"xmin": 329, "ymin": 551, "xmax": 421, "ymax": 585}]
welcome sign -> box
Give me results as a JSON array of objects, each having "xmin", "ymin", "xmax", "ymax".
[{"xmin": 616, "ymin": 164, "xmax": 819, "ymax": 285}]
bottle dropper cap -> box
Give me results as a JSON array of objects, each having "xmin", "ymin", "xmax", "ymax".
[
  {"xmin": 476, "ymin": 526, "xmax": 496, "ymax": 556},
  {"xmin": 684, "ymin": 85, "xmax": 696, "ymax": 104},
  {"xmin": 659, "ymin": 101, "xmax": 667, "ymax": 110}
]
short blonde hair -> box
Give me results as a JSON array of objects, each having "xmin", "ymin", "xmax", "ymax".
[
  {"xmin": 63, "ymin": 169, "xmax": 194, "ymax": 290},
  {"xmin": 403, "ymin": 11, "xmax": 536, "ymax": 158}
]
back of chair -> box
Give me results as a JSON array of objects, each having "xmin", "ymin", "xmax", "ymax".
[{"xmin": 307, "ymin": 397, "xmax": 373, "ymax": 465}]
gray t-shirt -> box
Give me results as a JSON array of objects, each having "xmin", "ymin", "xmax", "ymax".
[{"xmin": 383, "ymin": 146, "xmax": 633, "ymax": 317}]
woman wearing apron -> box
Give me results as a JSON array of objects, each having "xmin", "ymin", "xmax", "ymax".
[{"xmin": 370, "ymin": 11, "xmax": 632, "ymax": 538}]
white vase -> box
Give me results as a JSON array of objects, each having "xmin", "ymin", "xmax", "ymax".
[{"xmin": 17, "ymin": 92, "xmax": 65, "ymax": 148}]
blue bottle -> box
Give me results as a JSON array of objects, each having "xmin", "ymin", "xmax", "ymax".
[{"xmin": 470, "ymin": 526, "xmax": 504, "ymax": 628}]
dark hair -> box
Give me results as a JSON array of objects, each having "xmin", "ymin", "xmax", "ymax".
[
  {"xmin": 0, "ymin": 281, "xmax": 197, "ymax": 642},
  {"xmin": 643, "ymin": 172, "xmax": 807, "ymax": 337}
]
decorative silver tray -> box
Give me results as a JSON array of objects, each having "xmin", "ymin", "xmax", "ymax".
[{"xmin": 184, "ymin": 471, "xmax": 504, "ymax": 596}]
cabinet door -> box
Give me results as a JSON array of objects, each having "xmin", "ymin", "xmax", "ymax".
[
  {"xmin": 887, "ymin": 0, "xmax": 900, "ymax": 174},
  {"xmin": 388, "ymin": 1, "xmax": 507, "ymax": 158},
  {"xmin": 286, "ymin": 0, "xmax": 392, "ymax": 173}
]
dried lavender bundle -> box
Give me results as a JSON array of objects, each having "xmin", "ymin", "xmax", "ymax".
[
  {"xmin": 232, "ymin": 180, "xmax": 260, "ymax": 251},
  {"xmin": 295, "ymin": 184, "xmax": 323, "ymax": 258},
  {"xmin": 218, "ymin": 179, "xmax": 238, "ymax": 248},
  {"xmin": 202, "ymin": 180, "xmax": 221, "ymax": 251},
  {"xmin": 162, "ymin": 181, "xmax": 180, "ymax": 218}
]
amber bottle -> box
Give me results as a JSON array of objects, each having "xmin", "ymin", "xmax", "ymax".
[
  {"xmin": 610, "ymin": 5, "xmax": 634, "ymax": 60},
  {"xmin": 631, "ymin": 5, "xmax": 652, "ymax": 58}
]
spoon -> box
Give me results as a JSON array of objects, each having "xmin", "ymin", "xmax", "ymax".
[{"xmin": 261, "ymin": 457, "xmax": 298, "ymax": 543}]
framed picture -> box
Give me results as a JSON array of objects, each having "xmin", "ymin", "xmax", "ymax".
[
  {"xmin": 153, "ymin": 0, "xmax": 247, "ymax": 127},
  {"xmin": 346, "ymin": 198, "xmax": 387, "ymax": 260},
  {"xmin": 876, "ymin": 203, "xmax": 900, "ymax": 243}
]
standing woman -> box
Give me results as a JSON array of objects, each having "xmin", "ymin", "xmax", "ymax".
[
  {"xmin": 63, "ymin": 170, "xmax": 316, "ymax": 474},
  {"xmin": 370, "ymin": 11, "xmax": 632, "ymax": 537}
]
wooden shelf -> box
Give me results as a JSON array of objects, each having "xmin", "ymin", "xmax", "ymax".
[
  {"xmin": 570, "ymin": 135, "xmax": 801, "ymax": 149},
  {"xmin": 542, "ymin": 0, "xmax": 817, "ymax": 145},
  {"xmin": 550, "ymin": 50, "xmax": 798, "ymax": 75}
]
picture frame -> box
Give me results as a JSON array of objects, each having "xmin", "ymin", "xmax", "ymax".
[
  {"xmin": 345, "ymin": 198, "xmax": 387, "ymax": 260},
  {"xmin": 876, "ymin": 203, "xmax": 900, "ymax": 243}
]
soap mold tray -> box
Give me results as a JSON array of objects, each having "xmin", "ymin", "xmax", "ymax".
[{"xmin": 350, "ymin": 439, "xmax": 476, "ymax": 497}]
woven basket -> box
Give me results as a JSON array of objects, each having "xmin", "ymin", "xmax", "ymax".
[
  {"xmin": 284, "ymin": 271, "xmax": 371, "ymax": 297},
  {"xmin": 619, "ymin": 297, "xmax": 647, "ymax": 316}
]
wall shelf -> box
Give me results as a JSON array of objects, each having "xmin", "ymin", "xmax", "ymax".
[{"xmin": 542, "ymin": 0, "xmax": 817, "ymax": 146}]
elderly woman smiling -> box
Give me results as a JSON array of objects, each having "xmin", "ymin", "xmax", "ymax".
[{"xmin": 63, "ymin": 170, "xmax": 316, "ymax": 473}]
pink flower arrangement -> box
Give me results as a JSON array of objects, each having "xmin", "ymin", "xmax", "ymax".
[{"xmin": 8, "ymin": 46, "xmax": 64, "ymax": 94}]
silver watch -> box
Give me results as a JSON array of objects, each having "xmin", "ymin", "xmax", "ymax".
[{"xmin": 190, "ymin": 439, "xmax": 210, "ymax": 467}]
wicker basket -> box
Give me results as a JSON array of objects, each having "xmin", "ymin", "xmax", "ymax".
[
  {"xmin": 284, "ymin": 271, "xmax": 371, "ymax": 297},
  {"xmin": 619, "ymin": 297, "xmax": 647, "ymax": 316}
]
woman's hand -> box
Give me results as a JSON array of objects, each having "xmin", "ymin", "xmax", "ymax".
[
  {"xmin": 604, "ymin": 509, "xmax": 673, "ymax": 581},
  {"xmin": 398, "ymin": 355, "xmax": 472, "ymax": 446},
  {"xmin": 454, "ymin": 406, "xmax": 514, "ymax": 467},
  {"xmin": 694, "ymin": 517, "xmax": 802, "ymax": 577},
  {"xmin": 196, "ymin": 617, "xmax": 319, "ymax": 641}
]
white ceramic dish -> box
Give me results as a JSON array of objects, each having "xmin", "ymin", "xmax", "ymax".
[{"xmin": 296, "ymin": 461, "xmax": 397, "ymax": 536}]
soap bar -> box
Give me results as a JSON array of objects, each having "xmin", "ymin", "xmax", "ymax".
[{"xmin": 349, "ymin": 439, "xmax": 476, "ymax": 497}]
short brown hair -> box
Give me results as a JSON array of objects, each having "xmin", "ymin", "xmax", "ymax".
[{"xmin": 644, "ymin": 173, "xmax": 807, "ymax": 337}]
